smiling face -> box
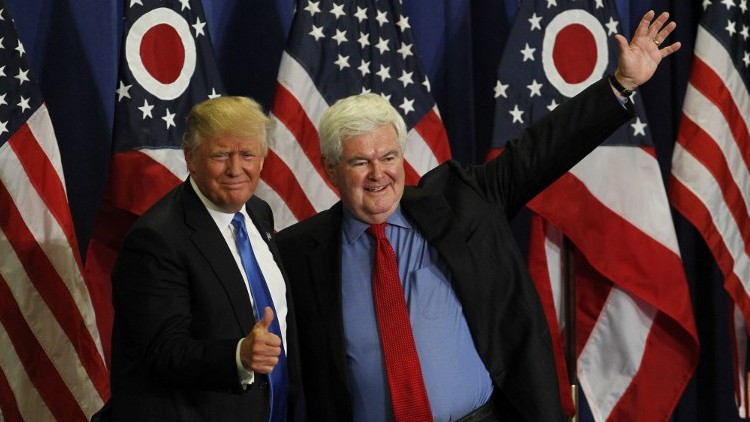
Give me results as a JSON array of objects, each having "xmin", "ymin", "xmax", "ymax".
[
  {"xmin": 185, "ymin": 134, "xmax": 265, "ymax": 213},
  {"xmin": 324, "ymin": 124, "xmax": 405, "ymax": 224}
]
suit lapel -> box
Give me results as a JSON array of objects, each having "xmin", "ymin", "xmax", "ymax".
[
  {"xmin": 306, "ymin": 205, "xmax": 350, "ymax": 386},
  {"xmin": 181, "ymin": 182, "xmax": 256, "ymax": 334},
  {"xmin": 400, "ymin": 189, "xmax": 479, "ymax": 299},
  {"xmin": 245, "ymin": 199, "xmax": 274, "ymax": 249}
]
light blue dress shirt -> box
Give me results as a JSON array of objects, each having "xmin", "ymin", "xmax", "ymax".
[{"xmin": 341, "ymin": 206, "xmax": 493, "ymax": 422}]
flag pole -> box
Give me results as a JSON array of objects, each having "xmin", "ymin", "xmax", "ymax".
[{"xmin": 563, "ymin": 236, "xmax": 578, "ymax": 422}]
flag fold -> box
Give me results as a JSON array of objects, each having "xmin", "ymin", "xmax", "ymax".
[{"xmin": 491, "ymin": 1, "xmax": 699, "ymax": 420}]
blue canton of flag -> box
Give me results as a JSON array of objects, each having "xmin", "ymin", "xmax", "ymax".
[
  {"xmin": 288, "ymin": 0, "xmax": 435, "ymax": 128},
  {"xmin": 258, "ymin": 0, "xmax": 451, "ymax": 229},
  {"xmin": 106, "ymin": 0, "xmax": 226, "ymax": 214},
  {"xmin": 491, "ymin": 2, "xmax": 699, "ymax": 421},
  {"xmin": 113, "ymin": 0, "xmax": 225, "ymax": 153},
  {"xmin": 0, "ymin": 9, "xmax": 43, "ymax": 146},
  {"xmin": 490, "ymin": 0, "xmax": 650, "ymax": 153},
  {"xmin": 84, "ymin": 0, "xmax": 227, "ymax": 352},
  {"xmin": 0, "ymin": 2, "xmax": 110, "ymax": 419}
]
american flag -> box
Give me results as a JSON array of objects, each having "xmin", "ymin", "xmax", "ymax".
[
  {"xmin": 0, "ymin": 3, "xmax": 109, "ymax": 420},
  {"xmin": 491, "ymin": 1, "xmax": 699, "ymax": 420},
  {"xmin": 84, "ymin": 0, "xmax": 225, "ymax": 356},
  {"xmin": 669, "ymin": 0, "xmax": 750, "ymax": 416},
  {"xmin": 256, "ymin": 0, "xmax": 451, "ymax": 229}
]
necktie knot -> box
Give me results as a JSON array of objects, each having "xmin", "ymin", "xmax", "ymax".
[
  {"xmin": 231, "ymin": 212, "xmax": 245, "ymax": 233},
  {"xmin": 367, "ymin": 222, "xmax": 387, "ymax": 240}
]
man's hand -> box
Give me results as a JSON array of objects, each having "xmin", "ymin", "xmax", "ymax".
[
  {"xmin": 240, "ymin": 307, "xmax": 282, "ymax": 374},
  {"xmin": 613, "ymin": 10, "xmax": 681, "ymax": 91}
]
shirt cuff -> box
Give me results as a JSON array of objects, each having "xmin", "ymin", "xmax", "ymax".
[
  {"xmin": 236, "ymin": 338, "xmax": 254, "ymax": 387},
  {"xmin": 612, "ymin": 89, "xmax": 630, "ymax": 107}
]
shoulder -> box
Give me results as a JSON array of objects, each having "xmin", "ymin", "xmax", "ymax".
[
  {"xmin": 130, "ymin": 183, "xmax": 187, "ymax": 231},
  {"xmin": 277, "ymin": 204, "xmax": 342, "ymax": 248},
  {"xmin": 246, "ymin": 194, "xmax": 273, "ymax": 222},
  {"xmin": 419, "ymin": 159, "xmax": 482, "ymax": 184},
  {"xmin": 411, "ymin": 159, "xmax": 488, "ymax": 197}
]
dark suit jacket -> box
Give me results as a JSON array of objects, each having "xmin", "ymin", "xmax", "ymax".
[
  {"xmin": 109, "ymin": 180, "xmax": 305, "ymax": 422},
  {"xmin": 276, "ymin": 78, "xmax": 632, "ymax": 421}
]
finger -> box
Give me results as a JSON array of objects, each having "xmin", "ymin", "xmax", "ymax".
[
  {"xmin": 253, "ymin": 359, "xmax": 279, "ymax": 375},
  {"xmin": 252, "ymin": 351, "xmax": 276, "ymax": 361},
  {"xmin": 251, "ymin": 350, "xmax": 280, "ymax": 374},
  {"xmin": 259, "ymin": 306, "xmax": 275, "ymax": 330},
  {"xmin": 653, "ymin": 20, "xmax": 677, "ymax": 46},
  {"xmin": 634, "ymin": 10, "xmax": 656, "ymax": 38},
  {"xmin": 614, "ymin": 34, "xmax": 629, "ymax": 53},
  {"xmin": 254, "ymin": 366, "xmax": 272, "ymax": 375},
  {"xmin": 646, "ymin": 12, "xmax": 670, "ymax": 39},
  {"xmin": 258, "ymin": 330, "xmax": 282, "ymax": 347},
  {"xmin": 660, "ymin": 41, "xmax": 682, "ymax": 57}
]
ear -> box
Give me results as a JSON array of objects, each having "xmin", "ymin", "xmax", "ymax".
[
  {"xmin": 184, "ymin": 147, "xmax": 195, "ymax": 174},
  {"xmin": 322, "ymin": 158, "xmax": 338, "ymax": 187}
]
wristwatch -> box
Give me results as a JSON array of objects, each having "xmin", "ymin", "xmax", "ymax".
[{"xmin": 608, "ymin": 74, "xmax": 634, "ymax": 97}]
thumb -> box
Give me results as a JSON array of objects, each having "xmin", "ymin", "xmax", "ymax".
[
  {"xmin": 614, "ymin": 34, "xmax": 629, "ymax": 53},
  {"xmin": 258, "ymin": 306, "xmax": 275, "ymax": 331}
]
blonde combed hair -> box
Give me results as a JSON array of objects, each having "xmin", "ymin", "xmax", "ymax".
[{"xmin": 183, "ymin": 96, "xmax": 271, "ymax": 155}]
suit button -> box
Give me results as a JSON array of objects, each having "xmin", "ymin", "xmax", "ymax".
[{"xmin": 259, "ymin": 381, "xmax": 268, "ymax": 390}]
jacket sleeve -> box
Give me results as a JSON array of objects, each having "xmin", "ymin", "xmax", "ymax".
[{"xmin": 470, "ymin": 77, "xmax": 634, "ymax": 219}]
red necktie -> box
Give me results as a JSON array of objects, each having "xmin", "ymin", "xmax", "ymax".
[{"xmin": 367, "ymin": 223, "xmax": 432, "ymax": 422}]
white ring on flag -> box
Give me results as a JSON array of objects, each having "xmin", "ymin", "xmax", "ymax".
[
  {"xmin": 125, "ymin": 8, "xmax": 196, "ymax": 101},
  {"xmin": 542, "ymin": 9, "xmax": 608, "ymax": 98}
]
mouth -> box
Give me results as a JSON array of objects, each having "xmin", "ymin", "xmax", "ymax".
[
  {"xmin": 365, "ymin": 184, "xmax": 388, "ymax": 193},
  {"xmin": 223, "ymin": 180, "xmax": 248, "ymax": 189}
]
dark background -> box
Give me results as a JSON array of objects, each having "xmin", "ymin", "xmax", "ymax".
[{"xmin": 5, "ymin": 0, "xmax": 737, "ymax": 420}]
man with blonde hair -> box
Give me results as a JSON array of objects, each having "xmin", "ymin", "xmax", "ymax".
[{"xmin": 109, "ymin": 96, "xmax": 305, "ymax": 421}]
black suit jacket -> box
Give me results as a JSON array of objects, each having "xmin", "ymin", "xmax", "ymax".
[
  {"xmin": 276, "ymin": 78, "xmax": 632, "ymax": 421},
  {"xmin": 109, "ymin": 180, "xmax": 305, "ymax": 422}
]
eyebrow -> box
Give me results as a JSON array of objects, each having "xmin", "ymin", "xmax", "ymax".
[{"xmin": 346, "ymin": 149, "xmax": 400, "ymax": 162}]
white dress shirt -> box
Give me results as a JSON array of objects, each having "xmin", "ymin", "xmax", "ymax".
[{"xmin": 189, "ymin": 178, "xmax": 287, "ymax": 385}]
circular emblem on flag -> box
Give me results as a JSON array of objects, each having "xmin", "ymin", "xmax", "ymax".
[
  {"xmin": 125, "ymin": 8, "xmax": 196, "ymax": 101},
  {"xmin": 542, "ymin": 9, "xmax": 608, "ymax": 98}
]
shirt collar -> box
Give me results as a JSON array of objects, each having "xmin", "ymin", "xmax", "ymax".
[{"xmin": 341, "ymin": 205, "xmax": 411, "ymax": 244}]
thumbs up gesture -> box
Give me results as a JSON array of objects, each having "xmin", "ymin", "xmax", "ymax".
[{"xmin": 240, "ymin": 307, "xmax": 282, "ymax": 374}]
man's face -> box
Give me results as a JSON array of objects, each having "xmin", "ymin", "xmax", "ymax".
[
  {"xmin": 185, "ymin": 134, "xmax": 265, "ymax": 213},
  {"xmin": 324, "ymin": 124, "xmax": 405, "ymax": 224}
]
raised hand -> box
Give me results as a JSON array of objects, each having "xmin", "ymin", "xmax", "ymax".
[
  {"xmin": 613, "ymin": 10, "xmax": 681, "ymax": 91},
  {"xmin": 240, "ymin": 306, "xmax": 282, "ymax": 374}
]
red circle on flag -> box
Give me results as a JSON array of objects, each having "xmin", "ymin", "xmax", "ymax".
[
  {"xmin": 140, "ymin": 24, "xmax": 186, "ymax": 85},
  {"xmin": 552, "ymin": 24, "xmax": 597, "ymax": 84},
  {"xmin": 542, "ymin": 9, "xmax": 608, "ymax": 98},
  {"xmin": 125, "ymin": 8, "xmax": 196, "ymax": 100}
]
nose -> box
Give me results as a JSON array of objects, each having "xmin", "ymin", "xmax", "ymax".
[
  {"xmin": 225, "ymin": 154, "xmax": 241, "ymax": 176},
  {"xmin": 368, "ymin": 161, "xmax": 384, "ymax": 179}
]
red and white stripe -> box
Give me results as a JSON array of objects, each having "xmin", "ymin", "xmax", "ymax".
[
  {"xmin": 529, "ymin": 145, "xmax": 699, "ymax": 421},
  {"xmin": 257, "ymin": 51, "xmax": 450, "ymax": 230},
  {"xmin": 527, "ymin": 218, "xmax": 575, "ymax": 416},
  {"xmin": 108, "ymin": 149, "xmax": 186, "ymax": 215},
  {"xmin": 669, "ymin": 24, "xmax": 750, "ymax": 416},
  {"xmin": 0, "ymin": 105, "xmax": 109, "ymax": 421}
]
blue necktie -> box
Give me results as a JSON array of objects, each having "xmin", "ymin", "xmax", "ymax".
[{"xmin": 231, "ymin": 213, "xmax": 288, "ymax": 422}]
